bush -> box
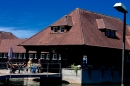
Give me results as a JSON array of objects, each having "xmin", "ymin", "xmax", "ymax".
[{"xmin": 70, "ymin": 63, "xmax": 78, "ymax": 76}]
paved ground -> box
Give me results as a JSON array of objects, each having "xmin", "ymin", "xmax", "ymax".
[
  {"xmin": 0, "ymin": 69, "xmax": 25, "ymax": 74},
  {"xmin": 0, "ymin": 69, "xmax": 10, "ymax": 74}
]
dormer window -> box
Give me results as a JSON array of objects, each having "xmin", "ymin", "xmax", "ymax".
[
  {"xmin": 53, "ymin": 27, "xmax": 58, "ymax": 33},
  {"xmin": 96, "ymin": 19, "xmax": 117, "ymax": 38},
  {"xmin": 105, "ymin": 30, "xmax": 110, "ymax": 36},
  {"xmin": 60, "ymin": 26, "xmax": 64, "ymax": 33},
  {"xmin": 105, "ymin": 29, "xmax": 115, "ymax": 38},
  {"xmin": 111, "ymin": 30, "xmax": 115, "ymax": 37}
]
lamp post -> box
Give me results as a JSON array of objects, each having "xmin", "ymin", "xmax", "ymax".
[{"xmin": 114, "ymin": 2, "xmax": 128, "ymax": 86}]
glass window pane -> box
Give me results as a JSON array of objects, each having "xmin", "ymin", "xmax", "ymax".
[
  {"xmin": 60, "ymin": 26, "xmax": 64, "ymax": 32},
  {"xmin": 46, "ymin": 54, "xmax": 50, "ymax": 60},
  {"xmin": 41, "ymin": 54, "xmax": 45, "ymax": 59},
  {"xmin": 0, "ymin": 53, "xmax": 2, "ymax": 58},
  {"xmin": 53, "ymin": 27, "xmax": 58, "ymax": 33}
]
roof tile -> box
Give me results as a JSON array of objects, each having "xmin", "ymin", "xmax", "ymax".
[{"xmin": 20, "ymin": 8, "xmax": 130, "ymax": 50}]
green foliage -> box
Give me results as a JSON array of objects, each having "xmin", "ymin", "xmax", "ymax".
[{"xmin": 70, "ymin": 63, "xmax": 78, "ymax": 76}]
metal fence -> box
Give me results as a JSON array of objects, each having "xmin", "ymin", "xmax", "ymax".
[{"xmin": 0, "ymin": 62, "xmax": 61, "ymax": 77}]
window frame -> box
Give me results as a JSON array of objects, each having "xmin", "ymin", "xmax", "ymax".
[
  {"xmin": 18, "ymin": 53, "xmax": 22, "ymax": 59},
  {"xmin": 0, "ymin": 53, "xmax": 2, "ymax": 58},
  {"xmin": 126, "ymin": 55, "xmax": 130, "ymax": 62},
  {"xmin": 29, "ymin": 54, "xmax": 33, "ymax": 59},
  {"xmin": 60, "ymin": 26, "xmax": 64, "ymax": 33},
  {"xmin": 52, "ymin": 54, "xmax": 57, "ymax": 60},
  {"xmin": 111, "ymin": 30, "xmax": 115, "ymax": 37},
  {"xmin": 13, "ymin": 53, "xmax": 17, "ymax": 59},
  {"xmin": 52, "ymin": 26, "xmax": 58, "ymax": 33},
  {"xmin": 105, "ymin": 29, "xmax": 110, "ymax": 37},
  {"xmin": 41, "ymin": 54, "xmax": 45, "ymax": 59},
  {"xmin": 23, "ymin": 54, "xmax": 26, "ymax": 59},
  {"xmin": 105, "ymin": 29, "xmax": 116, "ymax": 38},
  {"xmin": 58, "ymin": 54, "xmax": 61, "ymax": 60},
  {"xmin": 46, "ymin": 54, "xmax": 50, "ymax": 60},
  {"xmin": 34, "ymin": 54, "xmax": 37, "ymax": 59}
]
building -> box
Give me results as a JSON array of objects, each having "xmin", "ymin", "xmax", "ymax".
[
  {"xmin": 0, "ymin": 31, "xmax": 56, "ymax": 65},
  {"xmin": 1, "ymin": 8, "xmax": 130, "ymax": 84},
  {"xmin": 19, "ymin": 8, "xmax": 130, "ymax": 84}
]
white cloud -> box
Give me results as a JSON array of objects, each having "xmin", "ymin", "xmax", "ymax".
[{"xmin": 0, "ymin": 27, "xmax": 38, "ymax": 38}]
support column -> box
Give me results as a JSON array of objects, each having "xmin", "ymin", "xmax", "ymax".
[
  {"xmin": 37, "ymin": 50, "xmax": 41, "ymax": 60},
  {"xmin": 49, "ymin": 50, "xmax": 53, "ymax": 63},
  {"xmin": 26, "ymin": 49, "xmax": 29, "ymax": 62}
]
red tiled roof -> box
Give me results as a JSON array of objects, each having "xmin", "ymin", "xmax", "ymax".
[
  {"xmin": 0, "ymin": 31, "xmax": 17, "ymax": 42},
  {"xmin": 20, "ymin": 8, "xmax": 130, "ymax": 50},
  {"xmin": 0, "ymin": 39, "xmax": 49, "ymax": 53},
  {"xmin": 96, "ymin": 19, "xmax": 105, "ymax": 29},
  {"xmin": 96, "ymin": 19, "xmax": 117, "ymax": 30},
  {"xmin": 50, "ymin": 15, "xmax": 73, "ymax": 26},
  {"xmin": 126, "ymin": 26, "xmax": 130, "ymax": 47},
  {"xmin": 0, "ymin": 39, "xmax": 27, "ymax": 53}
]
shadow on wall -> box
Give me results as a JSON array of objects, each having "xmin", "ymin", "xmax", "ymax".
[{"xmin": 81, "ymin": 65, "xmax": 122, "ymax": 85}]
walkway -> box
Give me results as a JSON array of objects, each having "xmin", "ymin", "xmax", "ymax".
[{"xmin": 0, "ymin": 69, "xmax": 61, "ymax": 79}]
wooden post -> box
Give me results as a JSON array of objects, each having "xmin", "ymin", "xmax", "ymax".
[
  {"xmin": 37, "ymin": 50, "xmax": 41, "ymax": 60},
  {"xmin": 25, "ymin": 49, "xmax": 29, "ymax": 62}
]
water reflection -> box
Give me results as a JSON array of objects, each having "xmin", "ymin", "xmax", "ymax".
[{"xmin": 0, "ymin": 78, "xmax": 130, "ymax": 86}]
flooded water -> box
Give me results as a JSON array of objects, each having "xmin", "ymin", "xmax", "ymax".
[{"xmin": 0, "ymin": 78, "xmax": 130, "ymax": 86}]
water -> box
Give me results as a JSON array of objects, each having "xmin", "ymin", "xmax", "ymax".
[{"xmin": 0, "ymin": 78, "xmax": 130, "ymax": 86}]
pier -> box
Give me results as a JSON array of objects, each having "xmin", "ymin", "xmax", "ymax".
[{"xmin": 0, "ymin": 63, "xmax": 62, "ymax": 86}]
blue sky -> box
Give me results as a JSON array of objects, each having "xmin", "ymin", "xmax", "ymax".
[{"xmin": 0, "ymin": 0, "xmax": 129, "ymax": 38}]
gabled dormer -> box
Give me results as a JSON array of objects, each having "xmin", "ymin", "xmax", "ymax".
[
  {"xmin": 96, "ymin": 19, "xmax": 117, "ymax": 38},
  {"xmin": 50, "ymin": 15, "xmax": 73, "ymax": 33}
]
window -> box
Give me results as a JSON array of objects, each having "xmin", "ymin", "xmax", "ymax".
[
  {"xmin": 18, "ymin": 54, "xmax": 22, "ymax": 59},
  {"xmin": 3, "ymin": 53, "xmax": 7, "ymax": 58},
  {"xmin": 105, "ymin": 30, "xmax": 110, "ymax": 36},
  {"xmin": 52, "ymin": 54, "xmax": 57, "ymax": 60},
  {"xmin": 29, "ymin": 54, "xmax": 33, "ymax": 58},
  {"xmin": 111, "ymin": 30, "xmax": 115, "ymax": 37},
  {"xmin": 105, "ymin": 29, "xmax": 115, "ymax": 38},
  {"xmin": 23, "ymin": 54, "xmax": 26, "ymax": 59},
  {"xmin": 13, "ymin": 53, "xmax": 17, "ymax": 59},
  {"xmin": 34, "ymin": 54, "xmax": 37, "ymax": 59},
  {"xmin": 60, "ymin": 26, "xmax": 64, "ymax": 33},
  {"xmin": 0, "ymin": 53, "xmax": 2, "ymax": 58},
  {"xmin": 41, "ymin": 54, "xmax": 45, "ymax": 59},
  {"xmin": 126, "ymin": 55, "xmax": 130, "ymax": 62},
  {"xmin": 53, "ymin": 27, "xmax": 58, "ymax": 33},
  {"xmin": 58, "ymin": 54, "xmax": 61, "ymax": 60},
  {"xmin": 46, "ymin": 54, "xmax": 50, "ymax": 60}
]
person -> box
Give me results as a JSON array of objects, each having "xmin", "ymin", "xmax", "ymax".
[
  {"xmin": 6, "ymin": 58, "xmax": 16, "ymax": 73},
  {"xmin": 37, "ymin": 59, "xmax": 42, "ymax": 73},
  {"xmin": 21, "ymin": 60, "xmax": 27, "ymax": 73},
  {"xmin": 22, "ymin": 60, "xmax": 27, "ymax": 67},
  {"xmin": 27, "ymin": 58, "xmax": 32, "ymax": 67},
  {"xmin": 82, "ymin": 55, "xmax": 87, "ymax": 69},
  {"xmin": 27, "ymin": 58, "xmax": 33, "ymax": 73}
]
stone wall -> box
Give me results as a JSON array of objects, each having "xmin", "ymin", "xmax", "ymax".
[
  {"xmin": 62, "ymin": 68, "xmax": 82, "ymax": 84},
  {"xmin": 62, "ymin": 68, "xmax": 129, "ymax": 84}
]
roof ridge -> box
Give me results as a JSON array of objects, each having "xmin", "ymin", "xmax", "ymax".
[
  {"xmin": 77, "ymin": 8, "xmax": 122, "ymax": 22},
  {"xmin": 49, "ymin": 8, "xmax": 78, "ymax": 27},
  {"xmin": 77, "ymin": 8, "xmax": 85, "ymax": 45}
]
